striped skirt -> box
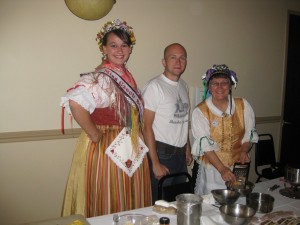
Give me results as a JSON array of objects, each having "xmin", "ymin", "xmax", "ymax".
[{"xmin": 62, "ymin": 125, "xmax": 152, "ymax": 217}]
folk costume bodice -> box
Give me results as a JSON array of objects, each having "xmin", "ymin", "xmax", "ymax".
[{"xmin": 198, "ymin": 98, "xmax": 245, "ymax": 167}]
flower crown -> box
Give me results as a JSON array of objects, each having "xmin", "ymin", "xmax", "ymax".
[
  {"xmin": 96, "ymin": 19, "xmax": 136, "ymax": 52},
  {"xmin": 202, "ymin": 64, "xmax": 238, "ymax": 87}
]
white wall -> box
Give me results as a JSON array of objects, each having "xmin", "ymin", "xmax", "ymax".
[
  {"xmin": 1, "ymin": 0, "xmax": 300, "ymax": 224},
  {"xmin": 2, "ymin": 0, "xmax": 299, "ymax": 132}
]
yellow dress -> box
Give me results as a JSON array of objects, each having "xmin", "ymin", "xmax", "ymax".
[{"xmin": 61, "ymin": 62, "xmax": 152, "ymax": 217}]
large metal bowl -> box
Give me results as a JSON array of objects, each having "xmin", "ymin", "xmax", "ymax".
[
  {"xmin": 226, "ymin": 181, "xmax": 255, "ymax": 197},
  {"xmin": 219, "ymin": 204, "xmax": 256, "ymax": 225},
  {"xmin": 211, "ymin": 189, "xmax": 240, "ymax": 205},
  {"xmin": 246, "ymin": 192, "xmax": 274, "ymax": 213}
]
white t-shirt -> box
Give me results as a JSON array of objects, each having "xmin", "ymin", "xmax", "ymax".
[{"xmin": 142, "ymin": 74, "xmax": 190, "ymax": 147}]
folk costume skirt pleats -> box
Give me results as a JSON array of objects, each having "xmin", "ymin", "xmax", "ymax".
[{"xmin": 62, "ymin": 125, "xmax": 152, "ymax": 217}]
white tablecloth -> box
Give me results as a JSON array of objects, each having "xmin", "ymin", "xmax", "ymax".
[{"xmin": 87, "ymin": 178, "xmax": 300, "ymax": 225}]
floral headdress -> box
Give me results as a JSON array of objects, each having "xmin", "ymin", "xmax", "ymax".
[
  {"xmin": 202, "ymin": 64, "xmax": 238, "ymax": 99},
  {"xmin": 96, "ymin": 19, "xmax": 136, "ymax": 52}
]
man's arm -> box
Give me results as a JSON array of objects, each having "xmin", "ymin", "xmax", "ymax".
[
  {"xmin": 143, "ymin": 109, "xmax": 169, "ymax": 179},
  {"xmin": 185, "ymin": 138, "xmax": 193, "ymax": 166}
]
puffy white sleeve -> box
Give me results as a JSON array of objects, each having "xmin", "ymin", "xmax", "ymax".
[
  {"xmin": 242, "ymin": 99, "xmax": 258, "ymax": 144},
  {"xmin": 191, "ymin": 107, "xmax": 220, "ymax": 157},
  {"xmin": 60, "ymin": 73, "xmax": 114, "ymax": 115},
  {"xmin": 60, "ymin": 86, "xmax": 96, "ymax": 114}
]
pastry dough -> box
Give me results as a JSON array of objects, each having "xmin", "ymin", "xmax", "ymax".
[{"xmin": 152, "ymin": 200, "xmax": 177, "ymax": 215}]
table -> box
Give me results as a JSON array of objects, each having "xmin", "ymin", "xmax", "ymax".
[{"xmin": 87, "ymin": 178, "xmax": 300, "ymax": 225}]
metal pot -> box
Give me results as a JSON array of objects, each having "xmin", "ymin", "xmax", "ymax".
[
  {"xmin": 285, "ymin": 165, "xmax": 300, "ymax": 186},
  {"xmin": 246, "ymin": 192, "xmax": 274, "ymax": 213},
  {"xmin": 176, "ymin": 193, "xmax": 203, "ymax": 225}
]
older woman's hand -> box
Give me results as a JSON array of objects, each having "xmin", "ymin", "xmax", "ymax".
[
  {"xmin": 238, "ymin": 151, "xmax": 250, "ymax": 164},
  {"xmin": 220, "ymin": 166, "xmax": 236, "ymax": 183},
  {"xmin": 238, "ymin": 142, "xmax": 251, "ymax": 164}
]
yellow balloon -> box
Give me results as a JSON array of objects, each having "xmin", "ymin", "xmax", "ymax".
[{"xmin": 65, "ymin": 0, "xmax": 115, "ymax": 20}]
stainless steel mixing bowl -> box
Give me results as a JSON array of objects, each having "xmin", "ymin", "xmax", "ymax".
[
  {"xmin": 219, "ymin": 203, "xmax": 256, "ymax": 225},
  {"xmin": 211, "ymin": 189, "xmax": 240, "ymax": 205},
  {"xmin": 226, "ymin": 181, "xmax": 255, "ymax": 197}
]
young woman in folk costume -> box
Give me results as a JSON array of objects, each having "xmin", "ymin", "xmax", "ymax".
[{"xmin": 60, "ymin": 19, "xmax": 151, "ymax": 217}]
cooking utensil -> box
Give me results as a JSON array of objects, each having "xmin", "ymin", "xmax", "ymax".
[
  {"xmin": 233, "ymin": 162, "xmax": 250, "ymax": 187},
  {"xmin": 219, "ymin": 203, "xmax": 256, "ymax": 225},
  {"xmin": 211, "ymin": 189, "xmax": 240, "ymax": 205},
  {"xmin": 176, "ymin": 193, "xmax": 203, "ymax": 225},
  {"xmin": 226, "ymin": 181, "xmax": 255, "ymax": 197},
  {"xmin": 285, "ymin": 165, "xmax": 300, "ymax": 186},
  {"xmin": 246, "ymin": 192, "xmax": 274, "ymax": 213},
  {"xmin": 268, "ymin": 184, "xmax": 280, "ymax": 191}
]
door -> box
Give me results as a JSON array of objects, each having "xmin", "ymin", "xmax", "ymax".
[{"xmin": 280, "ymin": 12, "xmax": 300, "ymax": 168}]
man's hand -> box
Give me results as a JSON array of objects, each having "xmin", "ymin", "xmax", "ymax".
[
  {"xmin": 186, "ymin": 151, "xmax": 193, "ymax": 166},
  {"xmin": 185, "ymin": 140, "xmax": 192, "ymax": 166},
  {"xmin": 152, "ymin": 162, "xmax": 170, "ymax": 180}
]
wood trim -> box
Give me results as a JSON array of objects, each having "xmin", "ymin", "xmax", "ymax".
[
  {"xmin": 0, "ymin": 129, "xmax": 82, "ymax": 143},
  {"xmin": 0, "ymin": 116, "xmax": 282, "ymax": 143},
  {"xmin": 256, "ymin": 116, "xmax": 281, "ymax": 124}
]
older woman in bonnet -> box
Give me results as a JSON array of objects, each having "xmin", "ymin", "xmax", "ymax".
[{"xmin": 191, "ymin": 64, "xmax": 258, "ymax": 196}]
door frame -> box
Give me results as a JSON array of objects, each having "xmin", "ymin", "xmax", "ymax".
[{"xmin": 279, "ymin": 10, "xmax": 300, "ymax": 167}]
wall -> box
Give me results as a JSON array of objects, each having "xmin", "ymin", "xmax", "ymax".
[{"xmin": 1, "ymin": 0, "xmax": 300, "ymax": 224}]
